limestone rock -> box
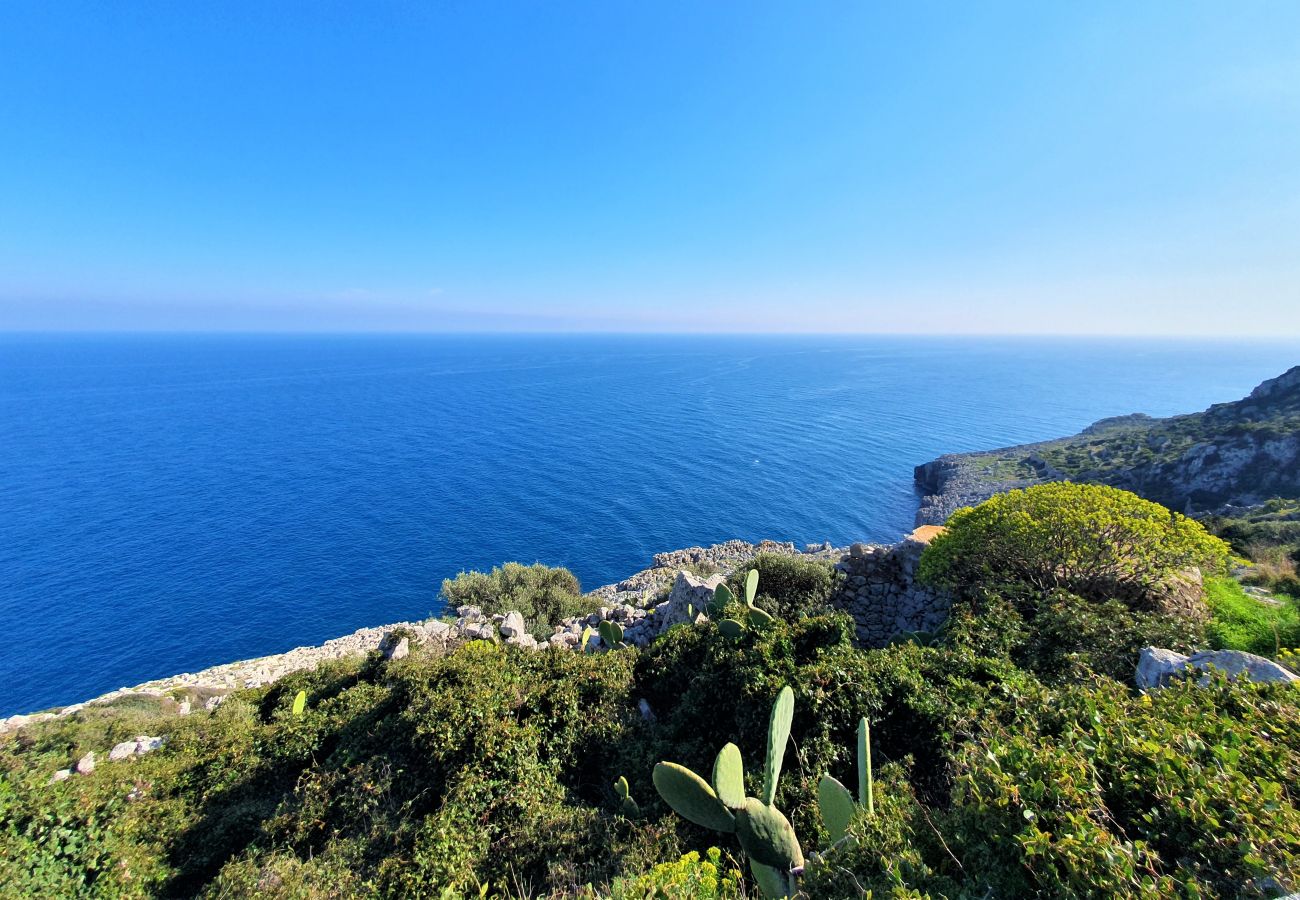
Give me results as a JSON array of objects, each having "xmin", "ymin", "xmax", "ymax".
[
  {"xmin": 49, "ymin": 769, "xmax": 72, "ymax": 784},
  {"xmin": 380, "ymin": 634, "xmax": 410, "ymax": 661},
  {"xmin": 1137, "ymin": 646, "xmax": 1299, "ymax": 689},
  {"xmin": 661, "ymin": 571, "xmax": 725, "ymax": 633},
  {"xmin": 74, "ymin": 751, "xmax": 95, "ymax": 775},
  {"xmin": 499, "ymin": 611, "xmax": 527, "ymax": 639}
]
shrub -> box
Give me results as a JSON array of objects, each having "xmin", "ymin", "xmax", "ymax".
[
  {"xmin": 441, "ymin": 561, "xmax": 588, "ymax": 637},
  {"xmin": 610, "ymin": 848, "xmax": 745, "ymax": 900},
  {"xmin": 920, "ymin": 483, "xmax": 1232, "ymax": 605},
  {"xmin": 727, "ymin": 553, "xmax": 838, "ymax": 620}
]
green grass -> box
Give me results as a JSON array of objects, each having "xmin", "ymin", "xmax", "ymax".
[{"xmin": 1203, "ymin": 575, "xmax": 1300, "ymax": 655}]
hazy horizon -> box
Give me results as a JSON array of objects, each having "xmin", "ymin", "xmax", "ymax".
[{"xmin": 2, "ymin": 2, "xmax": 1299, "ymax": 336}]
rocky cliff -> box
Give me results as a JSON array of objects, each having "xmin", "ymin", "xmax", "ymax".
[{"xmin": 915, "ymin": 364, "xmax": 1300, "ymax": 526}]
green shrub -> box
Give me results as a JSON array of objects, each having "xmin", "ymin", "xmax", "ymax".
[
  {"xmin": 805, "ymin": 676, "xmax": 1300, "ymax": 898},
  {"xmin": 441, "ymin": 561, "xmax": 588, "ymax": 637},
  {"xmin": 726, "ymin": 553, "xmax": 838, "ymax": 620},
  {"xmin": 610, "ymin": 847, "xmax": 744, "ymax": 900},
  {"xmin": 920, "ymin": 483, "xmax": 1232, "ymax": 606}
]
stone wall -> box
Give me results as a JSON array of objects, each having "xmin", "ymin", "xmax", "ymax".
[{"xmin": 830, "ymin": 527, "xmax": 952, "ymax": 647}]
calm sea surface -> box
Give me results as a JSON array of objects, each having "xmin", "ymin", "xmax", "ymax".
[{"xmin": 2, "ymin": 334, "xmax": 1297, "ymax": 714}]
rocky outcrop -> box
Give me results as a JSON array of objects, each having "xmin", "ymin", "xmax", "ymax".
[
  {"xmin": 1136, "ymin": 647, "xmax": 1299, "ymax": 689},
  {"xmin": 914, "ymin": 365, "xmax": 1300, "ymax": 526}
]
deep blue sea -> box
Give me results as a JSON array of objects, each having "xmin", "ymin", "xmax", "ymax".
[{"xmin": 2, "ymin": 334, "xmax": 1297, "ymax": 715}]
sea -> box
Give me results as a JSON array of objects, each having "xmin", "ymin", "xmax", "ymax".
[{"xmin": 1, "ymin": 334, "xmax": 1297, "ymax": 715}]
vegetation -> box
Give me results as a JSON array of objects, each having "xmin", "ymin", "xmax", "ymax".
[
  {"xmin": 441, "ymin": 562, "xmax": 588, "ymax": 638},
  {"xmin": 919, "ymin": 482, "xmax": 1232, "ymax": 605},
  {"xmin": 1204, "ymin": 575, "xmax": 1300, "ymax": 655},
  {"xmin": 4, "ymin": 486, "xmax": 1300, "ymax": 897},
  {"xmin": 726, "ymin": 554, "xmax": 839, "ymax": 620}
]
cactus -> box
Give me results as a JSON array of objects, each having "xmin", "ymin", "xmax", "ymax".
[
  {"xmin": 711, "ymin": 570, "xmax": 781, "ymax": 638},
  {"xmin": 815, "ymin": 716, "xmax": 875, "ymax": 843},
  {"xmin": 717, "ymin": 618, "xmax": 746, "ymax": 639},
  {"xmin": 708, "ymin": 583, "xmax": 735, "ymax": 617},
  {"xmin": 652, "ymin": 685, "xmax": 803, "ymax": 898},
  {"xmin": 291, "ymin": 689, "xmax": 307, "ymax": 717},
  {"xmin": 598, "ymin": 620, "xmax": 627, "ymax": 650},
  {"xmin": 858, "ymin": 716, "xmax": 874, "ymax": 815},
  {"xmin": 614, "ymin": 775, "xmax": 640, "ymax": 818}
]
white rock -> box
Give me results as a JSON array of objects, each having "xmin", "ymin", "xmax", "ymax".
[
  {"xmin": 660, "ymin": 571, "xmax": 725, "ymax": 633},
  {"xmin": 1137, "ymin": 646, "xmax": 1300, "ymax": 689},
  {"xmin": 49, "ymin": 769, "xmax": 72, "ymax": 784},
  {"xmin": 499, "ymin": 611, "xmax": 527, "ymax": 639},
  {"xmin": 177, "ymin": 700, "xmax": 191, "ymax": 716},
  {"xmin": 109, "ymin": 740, "xmax": 138, "ymax": 761},
  {"xmin": 380, "ymin": 633, "xmax": 410, "ymax": 661},
  {"xmin": 74, "ymin": 751, "xmax": 95, "ymax": 775},
  {"xmin": 136, "ymin": 736, "xmax": 166, "ymax": 754}
]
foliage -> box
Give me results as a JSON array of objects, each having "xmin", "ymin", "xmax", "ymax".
[
  {"xmin": 920, "ymin": 483, "xmax": 1232, "ymax": 605},
  {"xmin": 610, "ymin": 848, "xmax": 744, "ymax": 900},
  {"xmin": 727, "ymin": 554, "xmax": 838, "ymax": 620},
  {"xmin": 943, "ymin": 589, "xmax": 1203, "ymax": 685},
  {"xmin": 7, "ymin": 491, "xmax": 1300, "ymax": 899},
  {"xmin": 1204, "ymin": 575, "xmax": 1300, "ymax": 655},
  {"xmin": 441, "ymin": 562, "xmax": 588, "ymax": 637},
  {"xmin": 805, "ymin": 675, "xmax": 1300, "ymax": 899}
]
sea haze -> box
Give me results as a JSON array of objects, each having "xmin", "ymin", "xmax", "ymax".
[{"xmin": 1, "ymin": 334, "xmax": 1296, "ymax": 714}]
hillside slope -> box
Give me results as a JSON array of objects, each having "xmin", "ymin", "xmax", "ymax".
[{"xmin": 915, "ymin": 364, "xmax": 1300, "ymax": 526}]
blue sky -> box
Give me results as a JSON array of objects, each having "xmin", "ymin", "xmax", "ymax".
[{"xmin": 1, "ymin": 1, "xmax": 1297, "ymax": 334}]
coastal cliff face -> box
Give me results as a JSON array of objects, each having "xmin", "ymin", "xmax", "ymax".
[{"xmin": 916, "ymin": 365, "xmax": 1300, "ymax": 526}]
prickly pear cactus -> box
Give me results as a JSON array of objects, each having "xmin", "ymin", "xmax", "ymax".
[
  {"xmin": 598, "ymin": 620, "xmax": 625, "ymax": 649},
  {"xmin": 614, "ymin": 775, "xmax": 640, "ymax": 818},
  {"xmin": 651, "ymin": 684, "xmax": 805, "ymax": 899}
]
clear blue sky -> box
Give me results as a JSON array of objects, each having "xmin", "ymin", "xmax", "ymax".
[{"xmin": 1, "ymin": 1, "xmax": 1298, "ymax": 334}]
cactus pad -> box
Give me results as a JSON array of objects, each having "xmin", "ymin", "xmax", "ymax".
[
  {"xmin": 713, "ymin": 742, "xmax": 745, "ymax": 810},
  {"xmin": 735, "ymin": 796, "xmax": 804, "ymax": 870},
  {"xmin": 717, "ymin": 618, "xmax": 745, "ymax": 638},
  {"xmin": 817, "ymin": 774, "xmax": 854, "ymax": 842},
  {"xmin": 762, "ymin": 686, "xmax": 794, "ymax": 806},
  {"xmin": 652, "ymin": 762, "xmax": 736, "ymax": 833}
]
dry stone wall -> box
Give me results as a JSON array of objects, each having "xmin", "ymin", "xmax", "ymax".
[{"xmin": 830, "ymin": 528, "xmax": 952, "ymax": 647}]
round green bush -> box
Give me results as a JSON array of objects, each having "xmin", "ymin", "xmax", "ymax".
[{"xmin": 919, "ymin": 482, "xmax": 1231, "ymax": 604}]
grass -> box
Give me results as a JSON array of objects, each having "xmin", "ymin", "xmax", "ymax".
[{"xmin": 1203, "ymin": 575, "xmax": 1300, "ymax": 655}]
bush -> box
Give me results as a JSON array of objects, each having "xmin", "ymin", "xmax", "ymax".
[
  {"xmin": 726, "ymin": 553, "xmax": 839, "ymax": 620},
  {"xmin": 610, "ymin": 848, "xmax": 744, "ymax": 900},
  {"xmin": 920, "ymin": 483, "xmax": 1232, "ymax": 606},
  {"xmin": 441, "ymin": 562, "xmax": 588, "ymax": 637},
  {"xmin": 805, "ymin": 675, "xmax": 1300, "ymax": 898},
  {"xmin": 944, "ymin": 589, "xmax": 1203, "ymax": 685}
]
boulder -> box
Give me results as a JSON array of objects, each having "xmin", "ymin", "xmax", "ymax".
[
  {"xmin": 499, "ymin": 611, "xmax": 527, "ymax": 639},
  {"xmin": 49, "ymin": 769, "xmax": 72, "ymax": 784},
  {"xmin": 1137, "ymin": 646, "xmax": 1299, "ymax": 689},
  {"xmin": 660, "ymin": 571, "xmax": 725, "ymax": 633},
  {"xmin": 74, "ymin": 751, "xmax": 95, "ymax": 775},
  {"xmin": 109, "ymin": 735, "xmax": 167, "ymax": 761},
  {"xmin": 380, "ymin": 634, "xmax": 410, "ymax": 661}
]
